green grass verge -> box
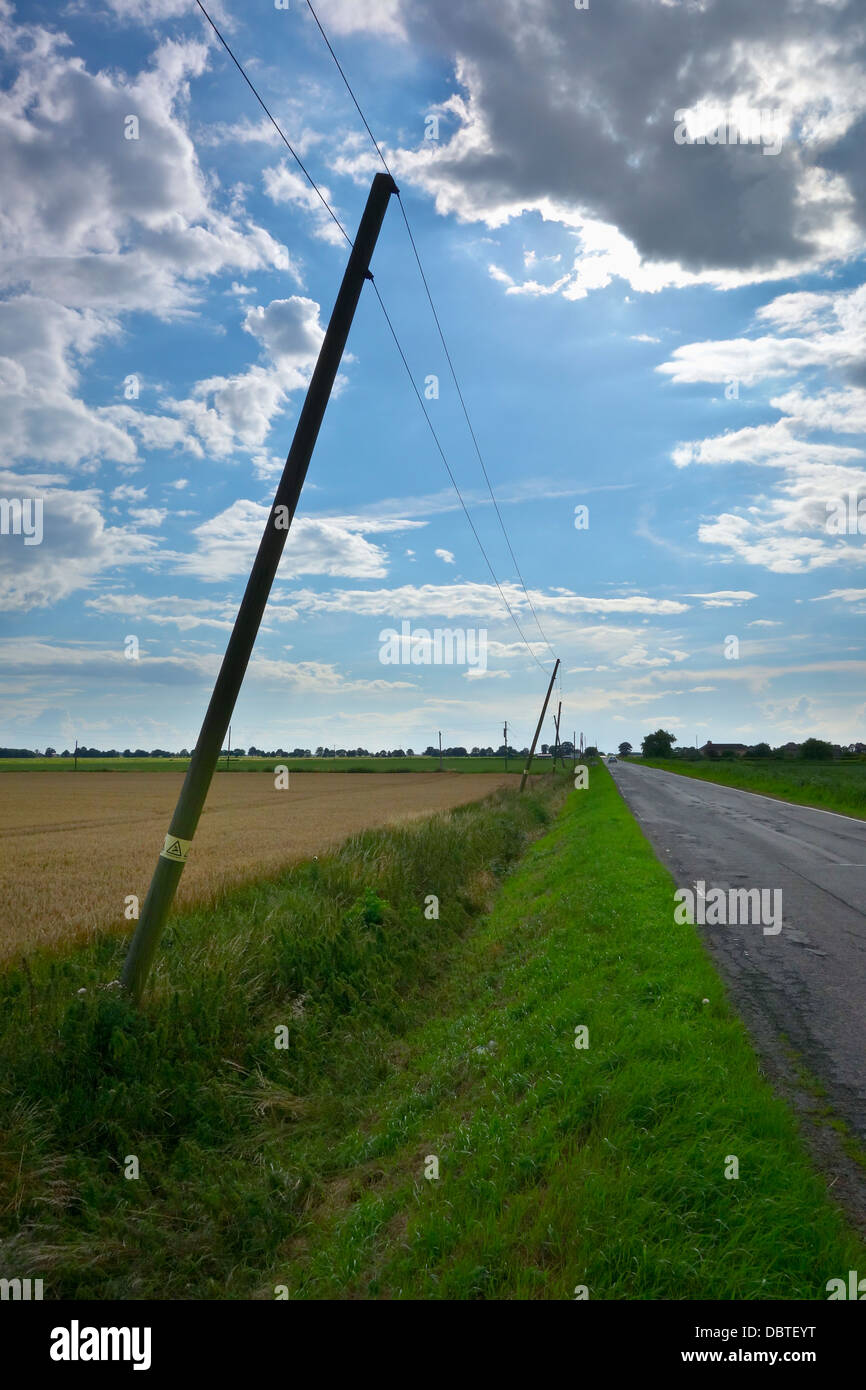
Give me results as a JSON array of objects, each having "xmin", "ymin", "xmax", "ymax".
[
  {"xmin": 0, "ymin": 778, "xmax": 565, "ymax": 1298},
  {"xmin": 1, "ymin": 769, "xmax": 861, "ymax": 1299},
  {"xmin": 638, "ymin": 757, "xmax": 866, "ymax": 820},
  {"xmin": 0, "ymin": 755, "xmax": 529, "ymax": 774}
]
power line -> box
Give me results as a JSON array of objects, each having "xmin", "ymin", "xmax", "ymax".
[
  {"xmin": 194, "ymin": 0, "xmax": 549, "ymax": 673},
  {"xmin": 194, "ymin": 0, "xmax": 350, "ymax": 246},
  {"xmin": 372, "ymin": 283, "xmax": 549, "ymax": 670},
  {"xmin": 304, "ymin": 0, "xmax": 559, "ymax": 670}
]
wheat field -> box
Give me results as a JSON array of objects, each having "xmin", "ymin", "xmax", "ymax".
[{"xmin": 0, "ymin": 770, "xmax": 509, "ymax": 962}]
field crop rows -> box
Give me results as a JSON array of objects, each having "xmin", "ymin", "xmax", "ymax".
[
  {"xmin": 0, "ymin": 770, "xmax": 511, "ymax": 962},
  {"xmin": 0, "ymin": 755, "xmax": 534, "ymax": 775}
]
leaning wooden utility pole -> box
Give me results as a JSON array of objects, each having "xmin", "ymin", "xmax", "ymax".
[
  {"xmin": 520, "ymin": 659, "xmax": 560, "ymax": 792},
  {"xmin": 121, "ymin": 173, "xmax": 398, "ymax": 1004},
  {"xmin": 552, "ymin": 700, "xmax": 562, "ymax": 772}
]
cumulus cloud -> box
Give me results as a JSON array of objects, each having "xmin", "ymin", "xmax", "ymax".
[
  {"xmin": 0, "ymin": 636, "xmax": 415, "ymax": 694},
  {"xmin": 177, "ymin": 502, "xmax": 425, "ymax": 581},
  {"xmin": 268, "ymin": 582, "xmax": 690, "ymax": 622},
  {"xmin": 0, "ymin": 469, "xmax": 159, "ymax": 611},
  {"xmin": 0, "ymin": 10, "xmax": 299, "ymax": 473},
  {"xmin": 668, "ymin": 281, "xmax": 866, "ymax": 572},
  {"xmin": 339, "ymin": 0, "xmax": 866, "ymax": 296}
]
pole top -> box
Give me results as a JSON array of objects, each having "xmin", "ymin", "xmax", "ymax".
[{"xmin": 373, "ymin": 171, "xmax": 400, "ymax": 198}]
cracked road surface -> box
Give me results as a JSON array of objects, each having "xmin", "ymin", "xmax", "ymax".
[{"xmin": 608, "ymin": 760, "xmax": 866, "ymax": 1141}]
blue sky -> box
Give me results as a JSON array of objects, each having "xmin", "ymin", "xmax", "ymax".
[{"xmin": 2, "ymin": 0, "xmax": 865, "ymax": 754}]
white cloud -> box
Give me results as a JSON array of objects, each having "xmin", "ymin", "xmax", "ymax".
[
  {"xmin": 268, "ymin": 582, "xmax": 690, "ymax": 622},
  {"xmin": 177, "ymin": 502, "xmax": 424, "ymax": 581},
  {"xmin": 129, "ymin": 507, "xmax": 167, "ymax": 527},
  {"xmin": 263, "ymin": 162, "xmax": 347, "ymax": 246},
  {"xmin": 0, "ymin": 14, "xmax": 304, "ymax": 474},
  {"xmin": 668, "ymin": 280, "xmax": 866, "ymax": 571},
  {"xmin": 686, "ymin": 591, "xmax": 758, "ymax": 607},
  {"xmin": 0, "ymin": 469, "xmax": 159, "ymax": 612},
  {"xmin": 347, "ymin": 2, "xmax": 866, "ymax": 297}
]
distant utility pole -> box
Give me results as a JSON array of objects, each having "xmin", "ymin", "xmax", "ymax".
[
  {"xmin": 438, "ymin": 730, "xmax": 443, "ymax": 772},
  {"xmin": 120, "ymin": 172, "xmax": 398, "ymax": 1005},
  {"xmin": 520, "ymin": 659, "xmax": 560, "ymax": 792},
  {"xmin": 573, "ymin": 730, "xmax": 577, "ymax": 772},
  {"xmin": 74, "ymin": 739, "xmax": 78, "ymax": 772},
  {"xmin": 503, "ymin": 720, "xmax": 508, "ymax": 772},
  {"xmin": 227, "ymin": 723, "xmax": 231, "ymax": 771},
  {"xmin": 553, "ymin": 701, "xmax": 562, "ymax": 772}
]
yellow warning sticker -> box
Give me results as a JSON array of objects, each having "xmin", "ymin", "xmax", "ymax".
[{"xmin": 160, "ymin": 833, "xmax": 192, "ymax": 863}]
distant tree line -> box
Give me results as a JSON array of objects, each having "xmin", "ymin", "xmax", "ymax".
[
  {"xmin": 1, "ymin": 745, "xmax": 537, "ymax": 760},
  {"xmin": 624, "ymin": 731, "xmax": 855, "ymax": 761}
]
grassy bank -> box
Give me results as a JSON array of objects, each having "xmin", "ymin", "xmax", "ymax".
[
  {"xmin": 0, "ymin": 778, "xmax": 566, "ymax": 1298},
  {"xmin": 638, "ymin": 757, "xmax": 866, "ymax": 820},
  {"xmin": 1, "ymin": 769, "xmax": 862, "ymax": 1299}
]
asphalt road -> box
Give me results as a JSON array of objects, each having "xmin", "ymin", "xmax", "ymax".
[{"xmin": 608, "ymin": 760, "xmax": 866, "ymax": 1141}]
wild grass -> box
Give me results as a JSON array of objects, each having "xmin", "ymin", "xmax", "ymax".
[
  {"xmin": 0, "ymin": 779, "xmax": 563, "ymax": 1298},
  {"xmin": 1, "ymin": 769, "xmax": 861, "ymax": 1299},
  {"xmin": 0, "ymin": 769, "xmax": 511, "ymax": 961}
]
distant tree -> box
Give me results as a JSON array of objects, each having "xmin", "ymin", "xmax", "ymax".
[
  {"xmin": 584, "ymin": 745, "xmax": 599, "ymax": 760},
  {"xmin": 618, "ymin": 741, "xmax": 632, "ymax": 757},
  {"xmin": 800, "ymin": 737, "xmax": 834, "ymax": 760},
  {"xmin": 315, "ymin": 746, "xmax": 324, "ymax": 757},
  {"xmin": 746, "ymin": 742, "xmax": 772, "ymax": 758},
  {"xmin": 641, "ymin": 729, "xmax": 677, "ymax": 758},
  {"xmin": 541, "ymin": 743, "xmax": 549, "ymax": 754},
  {"xmin": 406, "ymin": 748, "xmax": 415, "ymax": 757}
]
